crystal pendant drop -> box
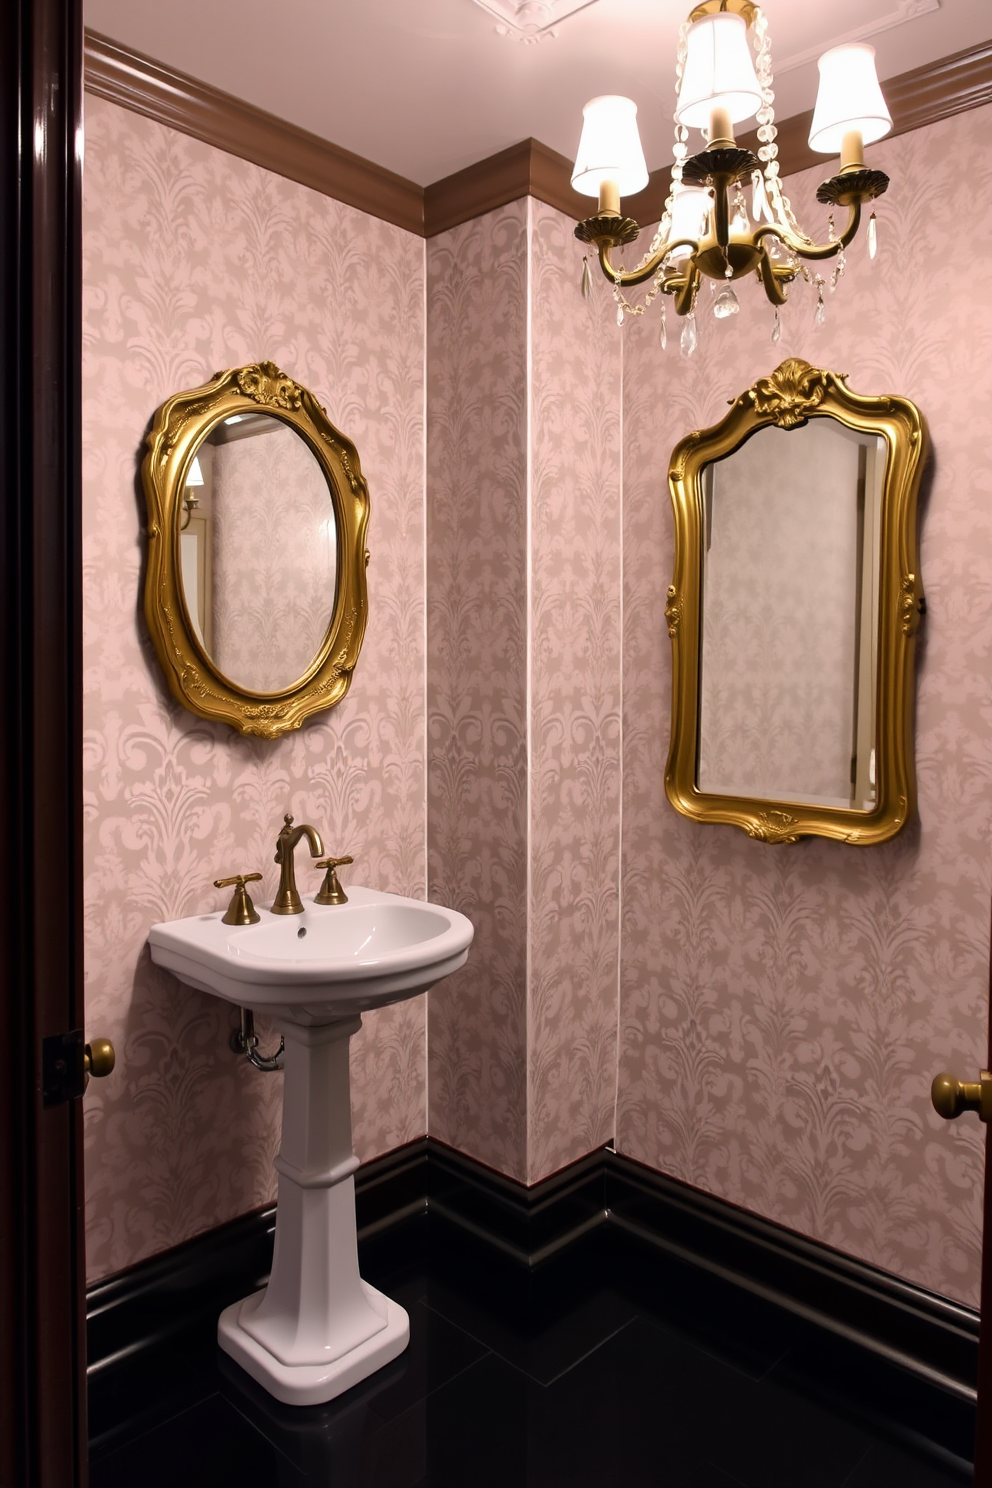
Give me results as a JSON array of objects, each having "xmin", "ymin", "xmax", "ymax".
[
  {"xmin": 616, "ymin": 305, "xmax": 624, "ymax": 327},
  {"xmin": 752, "ymin": 171, "xmax": 773, "ymax": 225},
  {"xmin": 659, "ymin": 311, "xmax": 667, "ymax": 351},
  {"xmin": 680, "ymin": 312, "xmax": 697, "ymax": 358},
  {"xmin": 713, "ymin": 288, "xmax": 740, "ymax": 320},
  {"xmin": 814, "ymin": 293, "xmax": 826, "ymax": 327},
  {"xmin": 581, "ymin": 257, "xmax": 591, "ymax": 300},
  {"xmin": 867, "ymin": 213, "xmax": 878, "ymax": 260},
  {"xmin": 771, "ymin": 308, "xmax": 781, "ymax": 343}
]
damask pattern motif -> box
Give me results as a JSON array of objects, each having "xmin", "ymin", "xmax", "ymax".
[
  {"xmin": 528, "ymin": 202, "xmax": 622, "ymax": 1180},
  {"xmin": 618, "ymin": 106, "xmax": 992, "ymax": 1306},
  {"xmin": 426, "ymin": 202, "xmax": 623, "ymax": 1183},
  {"xmin": 82, "ymin": 97, "xmax": 427, "ymax": 1283},
  {"xmin": 83, "ymin": 89, "xmax": 992, "ymax": 1306},
  {"xmin": 426, "ymin": 204, "xmax": 531, "ymax": 1178}
]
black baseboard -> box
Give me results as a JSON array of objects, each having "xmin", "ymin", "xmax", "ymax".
[
  {"xmin": 605, "ymin": 1152, "xmax": 979, "ymax": 1403},
  {"xmin": 86, "ymin": 1138, "xmax": 980, "ymax": 1407}
]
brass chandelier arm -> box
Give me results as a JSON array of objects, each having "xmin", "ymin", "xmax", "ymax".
[
  {"xmin": 756, "ymin": 252, "xmax": 790, "ymax": 307},
  {"xmin": 590, "ymin": 202, "xmax": 862, "ymax": 292},
  {"xmin": 596, "ymin": 238, "xmax": 698, "ymax": 289},
  {"xmin": 752, "ymin": 200, "xmax": 864, "ymax": 263}
]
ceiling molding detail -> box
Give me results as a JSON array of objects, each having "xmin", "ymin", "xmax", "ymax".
[
  {"xmin": 83, "ymin": 31, "xmax": 425, "ymax": 236},
  {"xmin": 85, "ymin": 30, "xmax": 992, "ymax": 239},
  {"xmin": 424, "ymin": 139, "xmax": 589, "ymax": 236},
  {"xmin": 774, "ymin": 0, "xmax": 941, "ymax": 75}
]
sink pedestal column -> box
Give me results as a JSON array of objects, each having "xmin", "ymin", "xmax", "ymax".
[{"xmin": 218, "ymin": 1015, "xmax": 409, "ymax": 1405}]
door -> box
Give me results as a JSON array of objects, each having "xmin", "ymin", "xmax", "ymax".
[
  {"xmin": 0, "ymin": 0, "xmax": 88, "ymax": 1482},
  {"xmin": 931, "ymin": 947, "xmax": 992, "ymax": 1483}
]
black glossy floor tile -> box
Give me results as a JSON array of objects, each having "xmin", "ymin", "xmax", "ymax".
[
  {"xmin": 90, "ymin": 1393, "xmax": 306, "ymax": 1487},
  {"xmin": 763, "ymin": 1325, "xmax": 976, "ymax": 1467},
  {"xmin": 88, "ymin": 1212, "xmax": 975, "ymax": 1488},
  {"xmin": 682, "ymin": 1467, "xmax": 747, "ymax": 1488},
  {"xmin": 87, "ymin": 1316, "xmax": 224, "ymax": 1460},
  {"xmin": 423, "ymin": 1276, "xmax": 637, "ymax": 1386},
  {"xmin": 842, "ymin": 1438, "xmax": 971, "ymax": 1487},
  {"xmin": 421, "ymin": 1226, "xmax": 638, "ymax": 1386},
  {"xmin": 608, "ymin": 1226, "xmax": 808, "ymax": 1382}
]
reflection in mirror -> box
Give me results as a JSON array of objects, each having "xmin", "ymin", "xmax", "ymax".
[
  {"xmin": 698, "ymin": 421, "xmax": 883, "ymax": 810},
  {"xmin": 178, "ymin": 413, "xmax": 338, "ymax": 694}
]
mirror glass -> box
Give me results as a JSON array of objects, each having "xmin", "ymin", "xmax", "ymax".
[
  {"xmin": 178, "ymin": 412, "xmax": 338, "ymax": 694},
  {"xmin": 697, "ymin": 420, "xmax": 884, "ymax": 810}
]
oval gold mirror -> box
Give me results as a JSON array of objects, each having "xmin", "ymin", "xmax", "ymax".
[
  {"xmin": 141, "ymin": 362, "xmax": 370, "ymax": 737},
  {"xmin": 666, "ymin": 359, "xmax": 928, "ymax": 845}
]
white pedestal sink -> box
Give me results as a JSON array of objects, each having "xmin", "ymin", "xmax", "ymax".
[{"xmin": 148, "ymin": 887, "xmax": 473, "ymax": 1406}]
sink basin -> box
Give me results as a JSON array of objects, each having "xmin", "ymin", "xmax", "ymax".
[
  {"xmin": 145, "ymin": 884, "xmax": 473, "ymax": 1407},
  {"xmin": 148, "ymin": 886, "xmax": 473, "ymax": 1020}
]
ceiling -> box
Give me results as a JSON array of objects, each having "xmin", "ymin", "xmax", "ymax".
[{"xmin": 83, "ymin": 0, "xmax": 990, "ymax": 185}]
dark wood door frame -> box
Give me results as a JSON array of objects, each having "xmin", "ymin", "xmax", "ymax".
[
  {"xmin": 974, "ymin": 916, "xmax": 992, "ymax": 1484},
  {"xmin": 0, "ymin": 0, "xmax": 87, "ymax": 1484}
]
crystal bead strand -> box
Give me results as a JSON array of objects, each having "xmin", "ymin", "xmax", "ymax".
[
  {"xmin": 610, "ymin": 20, "xmax": 690, "ymax": 326},
  {"xmin": 826, "ymin": 215, "xmax": 846, "ymax": 293},
  {"xmin": 752, "ymin": 9, "xmax": 812, "ymax": 248}
]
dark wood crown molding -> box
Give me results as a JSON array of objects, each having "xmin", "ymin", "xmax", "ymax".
[
  {"xmin": 423, "ymin": 138, "xmax": 590, "ymax": 236},
  {"xmin": 736, "ymin": 36, "xmax": 992, "ymax": 188},
  {"xmin": 84, "ymin": 30, "xmax": 992, "ymax": 238},
  {"xmin": 83, "ymin": 31, "xmax": 424, "ymax": 236}
]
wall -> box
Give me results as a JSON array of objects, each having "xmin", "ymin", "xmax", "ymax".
[
  {"xmin": 83, "ymin": 86, "xmax": 992, "ymax": 1307},
  {"xmin": 426, "ymin": 199, "xmax": 622, "ymax": 1184},
  {"xmin": 618, "ymin": 103, "xmax": 992, "ymax": 1308},
  {"xmin": 82, "ymin": 95, "xmax": 427, "ymax": 1283}
]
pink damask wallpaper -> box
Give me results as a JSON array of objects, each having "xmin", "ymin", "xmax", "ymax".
[
  {"xmin": 425, "ymin": 202, "xmax": 531, "ymax": 1177},
  {"xmin": 82, "ymin": 95, "xmax": 427, "ymax": 1283},
  {"xmin": 528, "ymin": 201, "xmax": 621, "ymax": 1180},
  {"xmin": 83, "ymin": 82, "xmax": 992, "ymax": 1307},
  {"xmin": 618, "ymin": 104, "xmax": 992, "ymax": 1307},
  {"xmin": 426, "ymin": 200, "xmax": 621, "ymax": 1184}
]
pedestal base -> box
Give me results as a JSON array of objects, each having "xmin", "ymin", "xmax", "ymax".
[{"xmin": 219, "ymin": 1281, "xmax": 410, "ymax": 1406}]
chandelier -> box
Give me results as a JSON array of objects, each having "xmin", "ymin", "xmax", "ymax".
[{"xmin": 571, "ymin": 0, "xmax": 892, "ymax": 351}]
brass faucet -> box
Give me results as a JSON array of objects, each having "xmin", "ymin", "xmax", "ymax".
[{"xmin": 272, "ymin": 813, "xmax": 324, "ymax": 915}]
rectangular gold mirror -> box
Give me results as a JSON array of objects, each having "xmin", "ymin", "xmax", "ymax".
[{"xmin": 665, "ymin": 359, "xmax": 928, "ymax": 845}]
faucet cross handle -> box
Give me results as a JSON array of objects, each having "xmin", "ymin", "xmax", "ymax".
[
  {"xmin": 214, "ymin": 872, "xmax": 263, "ymax": 926},
  {"xmin": 314, "ymin": 855, "xmax": 354, "ymax": 906}
]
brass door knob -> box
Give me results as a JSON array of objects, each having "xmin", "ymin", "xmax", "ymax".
[
  {"xmin": 931, "ymin": 1069, "xmax": 992, "ymax": 1123},
  {"xmin": 84, "ymin": 1038, "xmax": 116, "ymax": 1080}
]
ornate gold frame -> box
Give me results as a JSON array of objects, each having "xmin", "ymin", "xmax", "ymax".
[
  {"xmin": 666, "ymin": 358, "xmax": 928, "ymax": 845},
  {"xmin": 141, "ymin": 362, "xmax": 370, "ymax": 738}
]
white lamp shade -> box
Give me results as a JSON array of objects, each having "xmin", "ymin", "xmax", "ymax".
[
  {"xmin": 675, "ymin": 13, "xmax": 762, "ymax": 130},
  {"xmin": 808, "ymin": 44, "xmax": 892, "ymax": 153},
  {"xmin": 667, "ymin": 184, "xmax": 711, "ymax": 260},
  {"xmin": 185, "ymin": 454, "xmax": 205, "ymax": 487},
  {"xmin": 571, "ymin": 95, "xmax": 649, "ymax": 198}
]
